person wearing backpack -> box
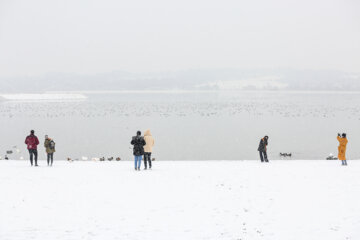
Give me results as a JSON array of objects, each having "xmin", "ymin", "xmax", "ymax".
[
  {"xmin": 25, "ymin": 130, "xmax": 40, "ymax": 166},
  {"xmin": 131, "ymin": 131, "xmax": 146, "ymax": 171},
  {"xmin": 44, "ymin": 135, "xmax": 56, "ymax": 166}
]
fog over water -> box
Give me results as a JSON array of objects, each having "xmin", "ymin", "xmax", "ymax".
[{"xmin": 0, "ymin": 91, "xmax": 359, "ymax": 161}]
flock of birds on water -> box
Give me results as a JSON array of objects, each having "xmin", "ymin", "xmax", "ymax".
[
  {"xmin": 0, "ymin": 146, "xmax": 157, "ymax": 162},
  {"xmin": 0, "ymin": 95, "xmax": 358, "ymax": 161},
  {"xmin": 0, "ymin": 98, "xmax": 359, "ymax": 120}
]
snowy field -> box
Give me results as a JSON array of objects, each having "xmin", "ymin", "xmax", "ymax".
[{"xmin": 0, "ymin": 160, "xmax": 359, "ymax": 240}]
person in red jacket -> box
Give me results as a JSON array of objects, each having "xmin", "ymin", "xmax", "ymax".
[{"xmin": 25, "ymin": 130, "xmax": 40, "ymax": 166}]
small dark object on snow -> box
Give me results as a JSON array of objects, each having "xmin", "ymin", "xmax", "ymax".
[
  {"xmin": 5, "ymin": 155, "xmax": 9, "ymax": 160},
  {"xmin": 152, "ymin": 158, "xmax": 155, "ymax": 161},
  {"xmin": 67, "ymin": 157, "xmax": 72, "ymax": 161},
  {"xmin": 279, "ymin": 153, "xmax": 292, "ymax": 157},
  {"xmin": 100, "ymin": 157, "xmax": 105, "ymax": 161},
  {"xmin": 6, "ymin": 150, "xmax": 13, "ymax": 154},
  {"xmin": 108, "ymin": 157, "xmax": 113, "ymax": 161},
  {"xmin": 116, "ymin": 157, "xmax": 121, "ymax": 161},
  {"xmin": 326, "ymin": 153, "xmax": 338, "ymax": 160}
]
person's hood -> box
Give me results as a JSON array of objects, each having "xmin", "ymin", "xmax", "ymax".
[{"xmin": 144, "ymin": 129, "xmax": 151, "ymax": 136}]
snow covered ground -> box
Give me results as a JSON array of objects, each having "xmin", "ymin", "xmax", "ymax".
[{"xmin": 0, "ymin": 160, "xmax": 359, "ymax": 240}]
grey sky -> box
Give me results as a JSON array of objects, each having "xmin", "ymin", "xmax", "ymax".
[{"xmin": 0, "ymin": 0, "xmax": 359, "ymax": 77}]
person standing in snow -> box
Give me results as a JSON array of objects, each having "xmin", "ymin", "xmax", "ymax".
[
  {"xmin": 44, "ymin": 135, "xmax": 56, "ymax": 166},
  {"xmin": 337, "ymin": 133, "xmax": 348, "ymax": 166},
  {"xmin": 25, "ymin": 130, "xmax": 40, "ymax": 166},
  {"xmin": 258, "ymin": 136, "xmax": 269, "ymax": 162},
  {"xmin": 131, "ymin": 131, "xmax": 146, "ymax": 171},
  {"xmin": 143, "ymin": 129, "xmax": 155, "ymax": 170}
]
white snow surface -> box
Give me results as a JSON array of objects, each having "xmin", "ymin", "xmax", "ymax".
[{"xmin": 0, "ymin": 160, "xmax": 359, "ymax": 240}]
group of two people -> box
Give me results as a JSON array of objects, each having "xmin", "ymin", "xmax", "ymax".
[
  {"xmin": 24, "ymin": 130, "xmax": 56, "ymax": 166},
  {"xmin": 256, "ymin": 134, "xmax": 349, "ymax": 166},
  {"xmin": 131, "ymin": 129, "xmax": 155, "ymax": 171}
]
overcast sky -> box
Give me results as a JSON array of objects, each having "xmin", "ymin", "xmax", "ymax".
[{"xmin": 0, "ymin": 0, "xmax": 359, "ymax": 77}]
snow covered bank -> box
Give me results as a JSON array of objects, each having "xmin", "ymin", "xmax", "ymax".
[
  {"xmin": 0, "ymin": 160, "xmax": 359, "ymax": 240},
  {"xmin": 0, "ymin": 93, "xmax": 87, "ymax": 101}
]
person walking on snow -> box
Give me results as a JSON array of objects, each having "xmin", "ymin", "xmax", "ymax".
[
  {"xmin": 143, "ymin": 129, "xmax": 155, "ymax": 170},
  {"xmin": 337, "ymin": 133, "xmax": 348, "ymax": 166},
  {"xmin": 44, "ymin": 135, "xmax": 56, "ymax": 166},
  {"xmin": 131, "ymin": 131, "xmax": 146, "ymax": 171},
  {"xmin": 25, "ymin": 130, "xmax": 40, "ymax": 166},
  {"xmin": 258, "ymin": 136, "xmax": 269, "ymax": 162}
]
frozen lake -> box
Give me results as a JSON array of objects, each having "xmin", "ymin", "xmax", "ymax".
[{"xmin": 0, "ymin": 91, "xmax": 359, "ymax": 160}]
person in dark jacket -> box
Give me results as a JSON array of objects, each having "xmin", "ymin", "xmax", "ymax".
[
  {"xmin": 258, "ymin": 136, "xmax": 269, "ymax": 162},
  {"xmin": 131, "ymin": 131, "xmax": 146, "ymax": 171},
  {"xmin": 25, "ymin": 130, "xmax": 40, "ymax": 166}
]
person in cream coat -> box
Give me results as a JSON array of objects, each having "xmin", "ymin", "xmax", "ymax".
[{"xmin": 143, "ymin": 129, "xmax": 155, "ymax": 170}]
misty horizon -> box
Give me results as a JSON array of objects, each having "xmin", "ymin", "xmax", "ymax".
[
  {"xmin": 1, "ymin": 0, "xmax": 360, "ymax": 79},
  {"xmin": 0, "ymin": 68, "xmax": 359, "ymax": 93}
]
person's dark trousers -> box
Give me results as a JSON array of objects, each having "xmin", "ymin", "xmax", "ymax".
[
  {"xmin": 144, "ymin": 152, "xmax": 152, "ymax": 169},
  {"xmin": 259, "ymin": 151, "xmax": 268, "ymax": 162},
  {"xmin": 47, "ymin": 153, "xmax": 54, "ymax": 166},
  {"xmin": 28, "ymin": 149, "xmax": 38, "ymax": 166}
]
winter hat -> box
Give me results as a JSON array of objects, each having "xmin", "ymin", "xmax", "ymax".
[
  {"xmin": 30, "ymin": 130, "xmax": 35, "ymax": 134},
  {"xmin": 342, "ymin": 133, "xmax": 347, "ymax": 138},
  {"xmin": 137, "ymin": 131, "xmax": 141, "ymax": 136}
]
